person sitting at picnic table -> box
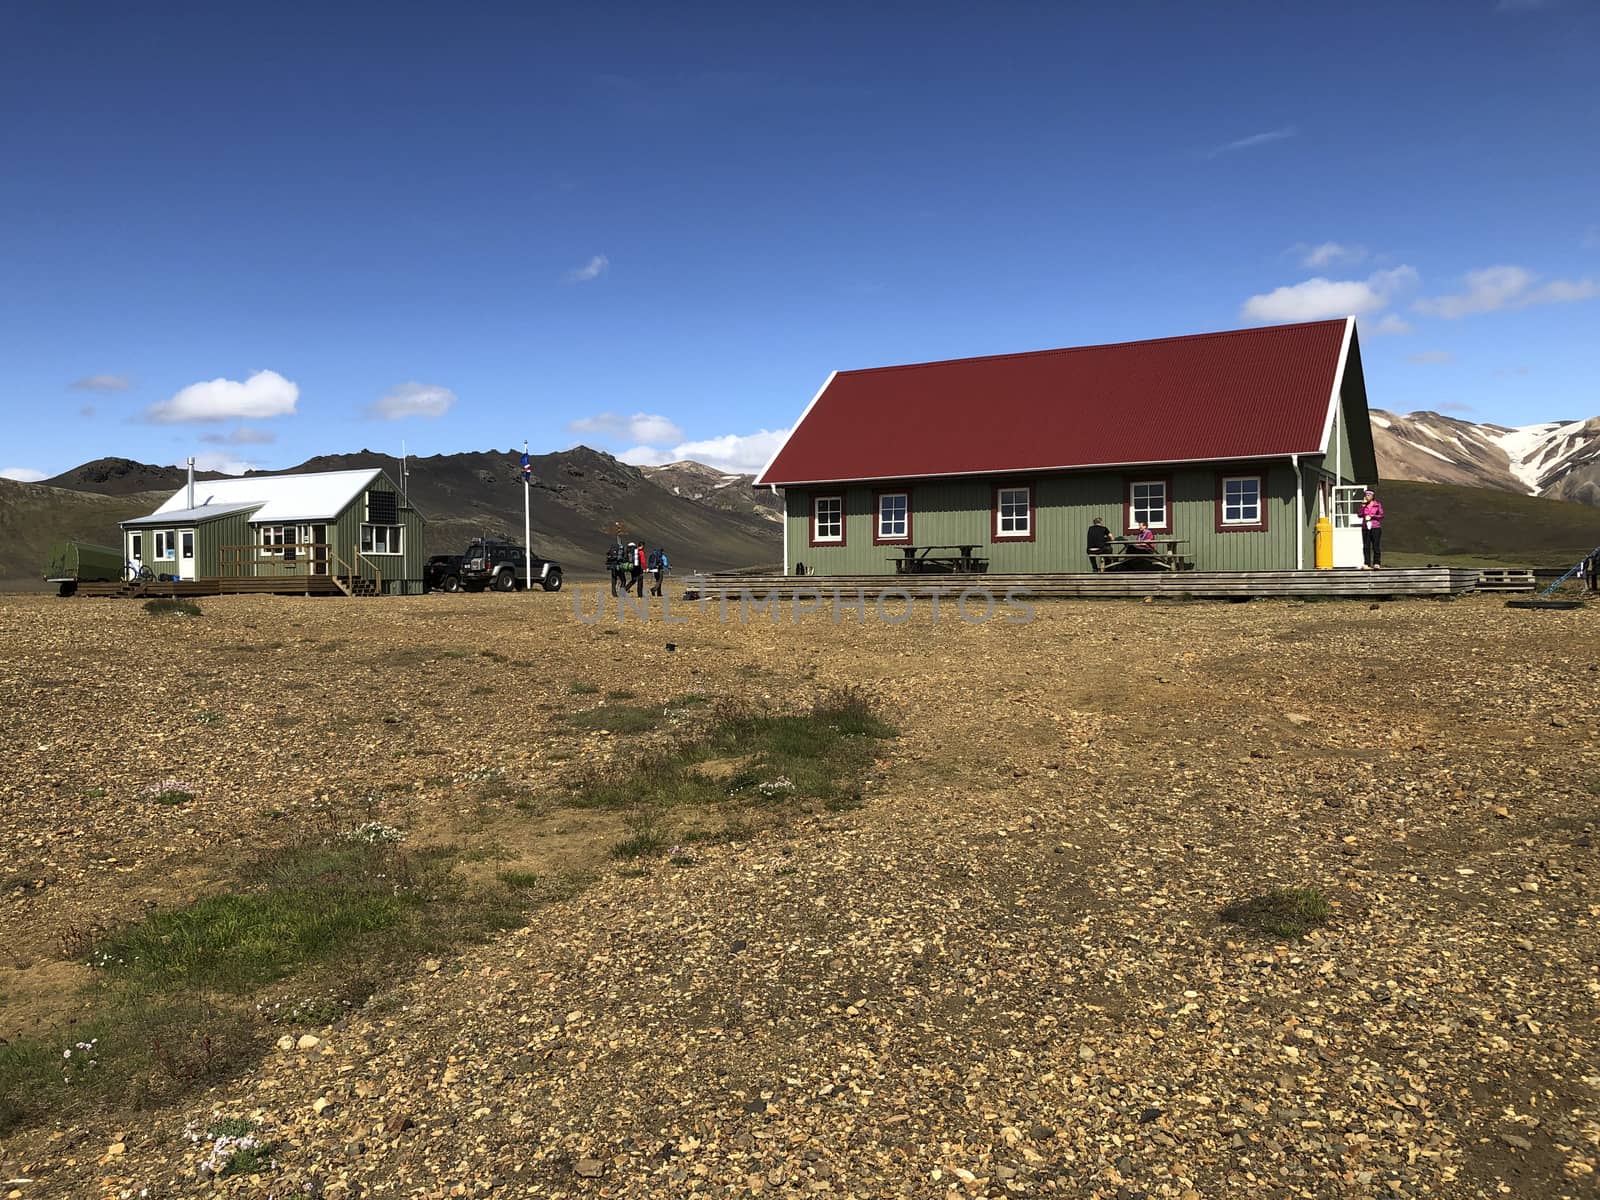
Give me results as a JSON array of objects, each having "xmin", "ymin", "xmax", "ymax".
[
  {"xmin": 1086, "ymin": 517, "xmax": 1113, "ymax": 571},
  {"xmin": 1127, "ymin": 521, "xmax": 1157, "ymax": 554}
]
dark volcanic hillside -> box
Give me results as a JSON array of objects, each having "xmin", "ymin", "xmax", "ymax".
[
  {"xmin": 276, "ymin": 446, "xmax": 781, "ymax": 575},
  {"xmin": 44, "ymin": 457, "xmax": 228, "ymax": 496}
]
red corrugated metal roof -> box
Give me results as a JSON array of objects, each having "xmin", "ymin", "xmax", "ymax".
[{"xmin": 756, "ymin": 318, "xmax": 1352, "ymax": 486}]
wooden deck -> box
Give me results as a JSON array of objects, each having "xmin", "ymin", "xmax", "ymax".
[
  {"xmin": 685, "ymin": 567, "xmax": 1482, "ymax": 601},
  {"xmin": 75, "ymin": 575, "xmax": 358, "ymax": 599}
]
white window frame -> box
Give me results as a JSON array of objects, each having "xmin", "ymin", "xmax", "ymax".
[
  {"xmin": 1220, "ymin": 474, "xmax": 1263, "ymax": 527},
  {"xmin": 153, "ymin": 530, "xmax": 175, "ymax": 561},
  {"xmin": 258, "ymin": 525, "xmax": 288, "ymax": 558},
  {"xmin": 994, "ymin": 485, "xmax": 1032, "ymax": 539},
  {"xmin": 811, "ymin": 495, "xmax": 843, "ymax": 544},
  {"xmin": 876, "ymin": 492, "xmax": 909, "ymax": 542},
  {"xmin": 361, "ymin": 523, "xmax": 404, "ymax": 555},
  {"xmin": 1129, "ymin": 479, "xmax": 1170, "ymax": 532}
]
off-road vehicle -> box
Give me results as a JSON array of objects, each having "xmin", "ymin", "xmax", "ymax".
[
  {"xmin": 423, "ymin": 554, "xmax": 466, "ymax": 592},
  {"xmin": 458, "ymin": 537, "xmax": 563, "ymax": 592}
]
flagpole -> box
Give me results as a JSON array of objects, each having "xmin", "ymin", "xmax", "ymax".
[{"xmin": 522, "ymin": 441, "xmax": 532, "ymax": 592}]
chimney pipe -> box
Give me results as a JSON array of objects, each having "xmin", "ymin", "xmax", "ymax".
[{"xmin": 187, "ymin": 456, "xmax": 195, "ymax": 510}]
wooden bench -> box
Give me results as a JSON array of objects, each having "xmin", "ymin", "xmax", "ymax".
[
  {"xmin": 889, "ymin": 545, "xmax": 990, "ymax": 574},
  {"xmin": 1097, "ymin": 536, "xmax": 1192, "ymax": 573}
]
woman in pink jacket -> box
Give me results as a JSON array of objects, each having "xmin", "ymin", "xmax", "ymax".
[{"xmin": 1358, "ymin": 489, "xmax": 1384, "ymax": 569}]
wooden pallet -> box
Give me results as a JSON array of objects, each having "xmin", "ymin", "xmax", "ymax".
[
  {"xmin": 682, "ymin": 568, "xmax": 1482, "ymax": 602},
  {"xmin": 1476, "ymin": 569, "xmax": 1535, "ymax": 592}
]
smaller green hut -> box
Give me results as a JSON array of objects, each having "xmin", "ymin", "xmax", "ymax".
[{"xmin": 121, "ymin": 467, "xmax": 426, "ymax": 593}]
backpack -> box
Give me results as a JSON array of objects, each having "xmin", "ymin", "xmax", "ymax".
[
  {"xmin": 604, "ymin": 544, "xmax": 629, "ymax": 570},
  {"xmin": 647, "ymin": 549, "xmax": 661, "ymax": 570}
]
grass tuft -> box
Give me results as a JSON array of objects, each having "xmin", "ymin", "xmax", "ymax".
[
  {"xmin": 568, "ymin": 680, "xmax": 600, "ymax": 695},
  {"xmin": 564, "ymin": 704, "xmax": 663, "ymax": 734},
  {"xmin": 143, "ymin": 598, "xmax": 202, "ymax": 617},
  {"xmin": 1220, "ymin": 887, "xmax": 1333, "ymax": 939}
]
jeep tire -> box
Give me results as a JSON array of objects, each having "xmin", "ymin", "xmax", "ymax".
[{"xmin": 541, "ymin": 569, "xmax": 563, "ymax": 592}]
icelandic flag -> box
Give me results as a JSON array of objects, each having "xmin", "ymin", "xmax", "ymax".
[{"xmin": 520, "ymin": 450, "xmax": 532, "ymax": 482}]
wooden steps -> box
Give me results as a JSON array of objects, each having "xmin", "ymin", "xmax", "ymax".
[{"xmin": 683, "ymin": 568, "xmax": 1482, "ymax": 601}]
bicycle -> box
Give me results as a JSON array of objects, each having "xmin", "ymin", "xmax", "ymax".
[{"xmin": 124, "ymin": 562, "xmax": 156, "ymax": 584}]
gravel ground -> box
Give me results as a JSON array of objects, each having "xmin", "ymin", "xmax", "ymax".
[{"xmin": 1, "ymin": 588, "xmax": 1597, "ymax": 1198}]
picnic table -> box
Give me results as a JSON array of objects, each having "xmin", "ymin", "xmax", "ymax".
[
  {"xmin": 1096, "ymin": 536, "xmax": 1191, "ymax": 572},
  {"xmin": 888, "ymin": 544, "xmax": 990, "ymax": 574}
]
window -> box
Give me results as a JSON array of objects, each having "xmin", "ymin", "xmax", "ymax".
[
  {"xmin": 1128, "ymin": 479, "xmax": 1169, "ymax": 531},
  {"xmin": 129, "ymin": 532, "xmax": 143, "ymax": 561},
  {"xmin": 367, "ymin": 490, "xmax": 398, "ymax": 525},
  {"xmin": 993, "ymin": 485, "xmax": 1033, "ymax": 540},
  {"xmin": 259, "ymin": 525, "xmax": 289, "ymax": 557},
  {"xmin": 1217, "ymin": 474, "xmax": 1266, "ymax": 531},
  {"xmin": 180, "ymin": 531, "xmax": 194, "ymax": 560},
  {"xmin": 811, "ymin": 495, "xmax": 843, "ymax": 545},
  {"xmin": 154, "ymin": 531, "xmax": 174, "ymax": 560},
  {"xmin": 874, "ymin": 492, "xmax": 910, "ymax": 544},
  {"xmin": 361, "ymin": 524, "xmax": 403, "ymax": 555}
]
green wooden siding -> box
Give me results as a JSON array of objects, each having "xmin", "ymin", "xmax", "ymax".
[
  {"xmin": 198, "ymin": 510, "xmax": 256, "ymax": 578},
  {"xmin": 786, "ymin": 463, "xmax": 1310, "ymax": 574},
  {"xmin": 330, "ymin": 481, "xmax": 427, "ymax": 592}
]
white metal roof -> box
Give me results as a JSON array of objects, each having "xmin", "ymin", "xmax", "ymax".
[
  {"xmin": 124, "ymin": 501, "xmax": 261, "ymax": 527},
  {"xmin": 145, "ymin": 468, "xmax": 384, "ymax": 524}
]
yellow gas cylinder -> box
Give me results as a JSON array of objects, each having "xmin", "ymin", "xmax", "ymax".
[{"xmin": 1314, "ymin": 516, "xmax": 1333, "ymax": 569}]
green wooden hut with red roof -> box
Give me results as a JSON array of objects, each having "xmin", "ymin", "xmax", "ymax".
[{"xmin": 754, "ymin": 318, "xmax": 1378, "ymax": 575}]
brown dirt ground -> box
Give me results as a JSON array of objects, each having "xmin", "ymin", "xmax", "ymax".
[{"xmin": 1, "ymin": 587, "xmax": 1597, "ymax": 1198}]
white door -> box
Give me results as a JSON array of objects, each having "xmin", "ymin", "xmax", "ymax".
[
  {"xmin": 128, "ymin": 531, "xmax": 144, "ymax": 578},
  {"xmin": 178, "ymin": 529, "xmax": 197, "ymax": 580},
  {"xmin": 1330, "ymin": 485, "xmax": 1368, "ymax": 568}
]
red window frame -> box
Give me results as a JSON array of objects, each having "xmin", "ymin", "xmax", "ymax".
[
  {"xmin": 1214, "ymin": 472, "xmax": 1268, "ymax": 533},
  {"xmin": 991, "ymin": 483, "xmax": 1036, "ymax": 542},
  {"xmin": 1123, "ymin": 476, "xmax": 1173, "ymax": 534},
  {"xmin": 809, "ymin": 494, "xmax": 845, "ymax": 547},
  {"xmin": 872, "ymin": 489, "xmax": 912, "ymax": 545}
]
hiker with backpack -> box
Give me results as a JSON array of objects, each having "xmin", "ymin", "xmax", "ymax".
[
  {"xmin": 648, "ymin": 547, "xmax": 670, "ymax": 596},
  {"xmin": 629, "ymin": 542, "xmax": 646, "ymax": 597},
  {"xmin": 606, "ymin": 541, "xmax": 631, "ymax": 596}
]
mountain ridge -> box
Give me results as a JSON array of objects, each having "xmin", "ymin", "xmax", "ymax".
[{"xmin": 1370, "ymin": 409, "xmax": 1600, "ymax": 505}]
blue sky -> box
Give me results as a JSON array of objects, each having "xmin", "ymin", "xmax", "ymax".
[{"xmin": 2, "ymin": 0, "xmax": 1596, "ymax": 480}]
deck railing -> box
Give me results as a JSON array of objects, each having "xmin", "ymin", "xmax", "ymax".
[{"xmin": 217, "ymin": 543, "xmax": 382, "ymax": 595}]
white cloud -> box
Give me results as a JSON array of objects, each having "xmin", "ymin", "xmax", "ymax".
[
  {"xmin": 200, "ymin": 427, "xmax": 277, "ymax": 445},
  {"xmin": 665, "ymin": 429, "xmax": 789, "ymax": 474},
  {"xmin": 145, "ymin": 369, "xmax": 298, "ymax": 423},
  {"xmin": 611, "ymin": 428, "xmax": 791, "ymax": 474},
  {"xmin": 568, "ymin": 411, "xmax": 685, "ymax": 446},
  {"xmin": 367, "ymin": 381, "xmax": 457, "ymax": 420},
  {"xmin": 1242, "ymin": 265, "xmax": 1418, "ymax": 322},
  {"xmin": 188, "ymin": 453, "xmax": 256, "ymax": 476},
  {"xmin": 1407, "ymin": 350, "xmax": 1453, "ymax": 365},
  {"xmin": 1413, "ymin": 265, "xmax": 1598, "ymax": 318},
  {"xmin": 0, "ymin": 466, "xmax": 48, "ymax": 482},
  {"xmin": 71, "ymin": 373, "xmax": 132, "ymax": 391},
  {"xmin": 1299, "ymin": 242, "xmax": 1367, "ymax": 269},
  {"xmin": 1206, "ymin": 126, "xmax": 1296, "ymax": 157},
  {"xmin": 565, "ymin": 254, "xmax": 610, "ymax": 282},
  {"xmin": 1371, "ymin": 314, "xmax": 1412, "ymax": 335},
  {"xmin": 617, "ymin": 444, "xmax": 673, "ymax": 466}
]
